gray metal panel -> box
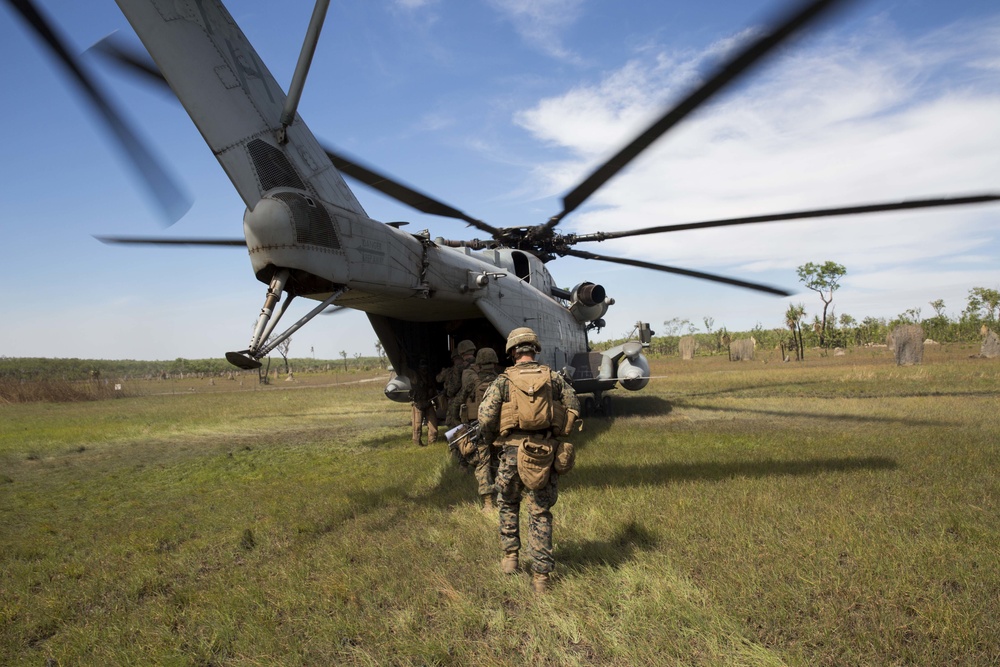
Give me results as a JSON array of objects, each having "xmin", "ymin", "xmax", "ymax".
[{"xmin": 115, "ymin": 0, "xmax": 365, "ymax": 215}]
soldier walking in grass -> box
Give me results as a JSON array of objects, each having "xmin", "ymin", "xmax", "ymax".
[
  {"xmin": 449, "ymin": 346, "xmax": 502, "ymax": 510},
  {"xmin": 478, "ymin": 327, "xmax": 579, "ymax": 593},
  {"xmin": 410, "ymin": 360, "xmax": 439, "ymax": 447}
]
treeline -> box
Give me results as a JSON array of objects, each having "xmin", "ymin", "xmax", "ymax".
[
  {"xmin": 0, "ymin": 356, "xmax": 386, "ymax": 383},
  {"xmin": 597, "ymin": 307, "xmax": 997, "ymax": 358}
]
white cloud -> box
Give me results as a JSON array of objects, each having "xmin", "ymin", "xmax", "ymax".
[
  {"xmin": 515, "ymin": 15, "xmax": 1000, "ymax": 277},
  {"xmin": 508, "ymin": 14, "xmax": 1000, "ymax": 331}
]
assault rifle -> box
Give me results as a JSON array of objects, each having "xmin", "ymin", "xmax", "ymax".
[{"xmin": 445, "ymin": 421, "xmax": 481, "ymax": 458}]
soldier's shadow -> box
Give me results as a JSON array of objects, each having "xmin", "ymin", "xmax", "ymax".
[{"xmin": 558, "ymin": 520, "xmax": 659, "ymax": 572}]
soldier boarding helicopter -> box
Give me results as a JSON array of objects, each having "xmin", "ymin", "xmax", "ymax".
[{"xmin": 8, "ymin": 0, "xmax": 998, "ymax": 415}]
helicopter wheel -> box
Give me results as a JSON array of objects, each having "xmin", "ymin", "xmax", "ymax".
[
  {"xmin": 600, "ymin": 395, "xmax": 614, "ymax": 418},
  {"xmin": 582, "ymin": 396, "xmax": 596, "ymax": 418}
]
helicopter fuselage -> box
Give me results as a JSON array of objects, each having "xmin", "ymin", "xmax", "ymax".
[{"xmin": 241, "ymin": 185, "xmax": 644, "ymax": 398}]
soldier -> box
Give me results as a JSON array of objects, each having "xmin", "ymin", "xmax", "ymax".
[
  {"xmin": 410, "ymin": 360, "xmax": 439, "ymax": 447},
  {"xmin": 449, "ymin": 347, "xmax": 501, "ymax": 510},
  {"xmin": 440, "ymin": 339, "xmax": 476, "ymax": 429},
  {"xmin": 478, "ymin": 327, "xmax": 579, "ymax": 593}
]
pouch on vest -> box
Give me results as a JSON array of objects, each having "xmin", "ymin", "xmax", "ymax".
[
  {"xmin": 553, "ymin": 440, "xmax": 575, "ymax": 474},
  {"xmin": 517, "ymin": 436, "xmax": 555, "ymax": 490}
]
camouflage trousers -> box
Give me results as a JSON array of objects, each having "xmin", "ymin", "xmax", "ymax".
[
  {"xmin": 475, "ymin": 441, "xmax": 499, "ymax": 496},
  {"xmin": 495, "ymin": 444, "xmax": 559, "ymax": 574}
]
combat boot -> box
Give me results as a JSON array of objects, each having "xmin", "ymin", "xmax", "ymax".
[
  {"xmin": 481, "ymin": 494, "xmax": 496, "ymax": 512},
  {"xmin": 532, "ymin": 572, "xmax": 550, "ymax": 594},
  {"xmin": 501, "ymin": 551, "xmax": 519, "ymax": 575}
]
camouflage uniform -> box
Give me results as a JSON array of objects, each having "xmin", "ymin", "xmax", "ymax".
[
  {"xmin": 442, "ymin": 355, "xmax": 474, "ymax": 428},
  {"xmin": 451, "ymin": 363, "xmax": 499, "ymax": 496},
  {"xmin": 434, "ymin": 356, "xmax": 461, "ymax": 421},
  {"xmin": 478, "ymin": 361, "xmax": 579, "ymax": 575}
]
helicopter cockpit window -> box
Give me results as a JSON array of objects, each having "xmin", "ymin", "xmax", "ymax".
[{"xmin": 512, "ymin": 251, "xmax": 530, "ymax": 283}]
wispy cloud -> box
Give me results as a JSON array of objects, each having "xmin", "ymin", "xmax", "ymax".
[
  {"xmin": 392, "ymin": 0, "xmax": 437, "ymax": 10},
  {"xmin": 486, "ymin": 0, "xmax": 585, "ymax": 62}
]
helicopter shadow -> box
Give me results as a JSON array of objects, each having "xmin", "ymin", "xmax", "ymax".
[
  {"xmin": 571, "ymin": 395, "xmax": 673, "ymax": 450},
  {"xmin": 570, "ymin": 455, "xmax": 898, "ymax": 490},
  {"xmin": 558, "ymin": 520, "xmax": 660, "ymax": 572},
  {"xmin": 674, "ymin": 402, "xmax": 952, "ymax": 427},
  {"xmin": 676, "ymin": 379, "xmax": 827, "ymax": 399}
]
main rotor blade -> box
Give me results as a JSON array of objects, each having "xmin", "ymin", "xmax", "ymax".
[
  {"xmin": 88, "ymin": 34, "xmax": 504, "ymax": 238},
  {"xmin": 95, "ymin": 236, "xmax": 245, "ymax": 247},
  {"xmin": 562, "ymin": 248, "xmax": 792, "ymax": 296},
  {"xmin": 571, "ymin": 194, "xmax": 1000, "ymax": 243},
  {"xmin": 8, "ymin": 0, "xmax": 191, "ymax": 225},
  {"xmin": 88, "ymin": 32, "xmax": 168, "ymax": 91},
  {"xmin": 545, "ymin": 0, "xmax": 850, "ymax": 232},
  {"xmin": 321, "ymin": 146, "xmax": 504, "ymax": 237}
]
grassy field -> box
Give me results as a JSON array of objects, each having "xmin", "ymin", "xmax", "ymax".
[{"xmin": 1, "ymin": 346, "xmax": 998, "ymax": 665}]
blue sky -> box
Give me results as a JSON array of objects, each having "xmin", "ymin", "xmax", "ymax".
[{"xmin": 2, "ymin": 0, "xmax": 998, "ymax": 360}]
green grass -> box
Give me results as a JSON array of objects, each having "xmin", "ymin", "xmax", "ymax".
[{"xmin": 2, "ymin": 349, "xmax": 998, "ymax": 665}]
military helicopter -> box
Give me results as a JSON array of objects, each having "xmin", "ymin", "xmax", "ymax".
[{"xmin": 9, "ymin": 0, "xmax": 998, "ymax": 415}]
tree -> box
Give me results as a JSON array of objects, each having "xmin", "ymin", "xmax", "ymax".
[
  {"xmin": 893, "ymin": 307, "xmax": 921, "ymax": 326},
  {"xmin": 785, "ymin": 303, "xmax": 806, "ymax": 361},
  {"xmin": 797, "ymin": 261, "xmax": 846, "ymax": 347},
  {"xmin": 375, "ymin": 341, "xmax": 387, "ymax": 369},
  {"xmin": 965, "ymin": 287, "xmax": 1000, "ymax": 322},
  {"xmin": 859, "ymin": 316, "xmax": 886, "ymax": 346},
  {"xmin": 924, "ymin": 299, "xmax": 950, "ymax": 342},
  {"xmin": 930, "ymin": 299, "xmax": 947, "ymax": 319},
  {"xmin": 276, "ymin": 337, "xmax": 292, "ymax": 375},
  {"xmin": 661, "ymin": 318, "xmax": 688, "ymax": 336},
  {"xmin": 339, "ymin": 350, "xmax": 348, "ymax": 371}
]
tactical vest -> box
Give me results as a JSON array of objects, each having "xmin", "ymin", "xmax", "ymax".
[
  {"xmin": 465, "ymin": 371, "xmax": 497, "ymax": 421},
  {"xmin": 499, "ymin": 364, "xmax": 567, "ymax": 436}
]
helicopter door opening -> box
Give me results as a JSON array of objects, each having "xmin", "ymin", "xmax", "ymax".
[
  {"xmin": 367, "ymin": 314, "xmax": 507, "ymax": 385},
  {"xmin": 512, "ymin": 251, "xmax": 530, "ymax": 283}
]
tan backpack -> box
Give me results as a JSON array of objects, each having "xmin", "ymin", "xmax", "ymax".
[
  {"xmin": 499, "ymin": 365, "xmax": 566, "ymax": 435},
  {"xmin": 465, "ymin": 371, "xmax": 497, "ymax": 421}
]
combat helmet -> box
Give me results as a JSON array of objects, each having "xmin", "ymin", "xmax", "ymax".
[
  {"xmin": 505, "ymin": 327, "xmax": 540, "ymax": 356},
  {"xmin": 456, "ymin": 339, "xmax": 476, "ymax": 357},
  {"xmin": 476, "ymin": 347, "xmax": 499, "ymax": 366}
]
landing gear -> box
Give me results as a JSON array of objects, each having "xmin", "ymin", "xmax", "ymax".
[
  {"xmin": 226, "ymin": 271, "xmax": 348, "ymax": 369},
  {"xmin": 580, "ymin": 391, "xmax": 613, "ymax": 418},
  {"xmin": 600, "ymin": 394, "xmax": 614, "ymax": 418}
]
